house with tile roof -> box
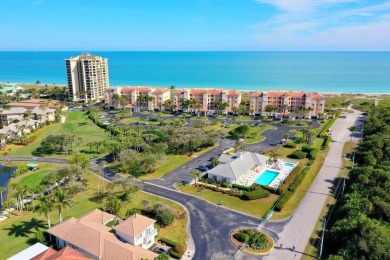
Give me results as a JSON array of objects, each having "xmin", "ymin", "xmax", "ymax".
[
  {"xmin": 32, "ymin": 246, "xmax": 92, "ymax": 260},
  {"xmin": 207, "ymin": 151, "xmax": 269, "ymax": 184},
  {"xmin": 46, "ymin": 209, "xmax": 158, "ymax": 260},
  {"xmin": 250, "ymin": 91, "xmax": 325, "ymax": 118},
  {"xmin": 113, "ymin": 214, "xmax": 157, "ymax": 249}
]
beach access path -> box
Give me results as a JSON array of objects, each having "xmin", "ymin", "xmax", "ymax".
[{"xmin": 265, "ymin": 108, "xmax": 362, "ymax": 259}]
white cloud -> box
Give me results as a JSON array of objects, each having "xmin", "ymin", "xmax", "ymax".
[{"xmin": 251, "ymin": 0, "xmax": 390, "ymax": 49}]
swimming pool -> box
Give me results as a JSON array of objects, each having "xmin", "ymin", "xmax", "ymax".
[
  {"xmin": 254, "ymin": 170, "xmax": 279, "ymax": 186},
  {"xmin": 284, "ymin": 162, "xmax": 294, "ymax": 167}
]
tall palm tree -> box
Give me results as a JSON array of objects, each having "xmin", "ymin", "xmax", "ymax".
[
  {"xmin": 39, "ymin": 104, "xmax": 48, "ymax": 123},
  {"xmin": 105, "ymin": 195, "xmax": 122, "ymax": 215},
  {"xmin": 0, "ymin": 133, "xmax": 7, "ymax": 149},
  {"xmin": 191, "ymin": 170, "xmax": 201, "ymax": 186},
  {"xmin": 169, "ymin": 85, "xmax": 176, "ymax": 99},
  {"xmin": 53, "ymin": 189, "xmax": 73, "ymax": 222},
  {"xmin": 35, "ymin": 196, "xmax": 54, "ymax": 228},
  {"xmin": 0, "ymin": 186, "xmax": 5, "ymax": 210}
]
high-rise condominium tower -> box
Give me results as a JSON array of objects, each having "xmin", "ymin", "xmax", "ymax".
[{"xmin": 65, "ymin": 53, "xmax": 109, "ymax": 102}]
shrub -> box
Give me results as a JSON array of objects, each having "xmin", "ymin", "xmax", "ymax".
[
  {"xmin": 274, "ymin": 191, "xmax": 293, "ymax": 211},
  {"xmin": 169, "ymin": 249, "xmax": 182, "ymax": 259},
  {"xmin": 175, "ymin": 244, "xmax": 186, "ymax": 255},
  {"xmin": 289, "ymin": 150, "xmax": 307, "ymax": 159},
  {"xmin": 232, "ymin": 184, "xmax": 251, "ymax": 191},
  {"xmin": 284, "ymin": 142, "xmax": 296, "ymax": 148},
  {"xmin": 35, "ymin": 230, "xmax": 46, "ymax": 243},
  {"xmin": 322, "ymin": 136, "xmax": 332, "ymax": 149},
  {"xmin": 301, "ymin": 145, "xmax": 315, "ymax": 153},
  {"xmin": 318, "ymin": 116, "xmax": 338, "ymax": 137},
  {"xmin": 153, "ymin": 203, "xmax": 175, "ymax": 227},
  {"xmin": 156, "ymin": 255, "xmax": 170, "ymax": 260},
  {"xmin": 234, "ymin": 232, "xmax": 250, "ymax": 242},
  {"xmin": 230, "ymin": 125, "xmax": 249, "ymax": 138},
  {"xmin": 309, "ymin": 149, "xmax": 319, "ymax": 160},
  {"xmin": 221, "ymin": 182, "xmax": 230, "ymax": 188},
  {"xmin": 125, "ymin": 208, "xmax": 142, "ymax": 217},
  {"xmin": 242, "ymin": 188, "xmax": 270, "ymax": 200},
  {"xmin": 249, "ymin": 233, "xmax": 269, "ymax": 250},
  {"xmin": 277, "ymin": 162, "xmax": 305, "ymax": 194}
]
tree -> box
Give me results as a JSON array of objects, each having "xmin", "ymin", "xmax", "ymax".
[
  {"xmin": 191, "ymin": 170, "xmax": 201, "ymax": 186},
  {"xmin": 169, "ymin": 85, "xmax": 176, "ymax": 99},
  {"xmin": 35, "ymin": 196, "xmax": 54, "ymax": 228},
  {"xmin": 53, "ymin": 189, "xmax": 73, "ymax": 222},
  {"xmin": 105, "ymin": 195, "xmax": 122, "ymax": 215},
  {"xmin": 211, "ymin": 158, "xmax": 220, "ymax": 167},
  {"xmin": 348, "ymin": 125, "xmax": 357, "ymax": 143},
  {"xmin": 153, "ymin": 203, "xmax": 175, "ymax": 227},
  {"xmin": 283, "ymin": 133, "xmax": 290, "ymax": 144},
  {"xmin": 3, "ymin": 199, "xmax": 13, "ymax": 218},
  {"xmin": 0, "ymin": 186, "xmax": 5, "ymax": 210},
  {"xmin": 35, "ymin": 80, "xmax": 41, "ymax": 85}
]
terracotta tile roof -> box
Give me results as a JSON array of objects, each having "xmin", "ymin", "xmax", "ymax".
[
  {"xmin": 227, "ymin": 90, "xmax": 241, "ymax": 96},
  {"xmin": 124, "ymin": 104, "xmax": 134, "ymax": 108},
  {"xmin": 190, "ymin": 89, "xmax": 208, "ymax": 95},
  {"xmin": 31, "ymin": 248, "xmax": 57, "ymax": 260},
  {"xmin": 207, "ymin": 89, "xmax": 223, "ymax": 95},
  {"xmin": 46, "ymin": 209, "xmax": 157, "ymax": 260},
  {"xmin": 250, "ymin": 91, "xmax": 263, "ymax": 97},
  {"xmin": 32, "ymin": 247, "xmax": 91, "ymax": 260},
  {"xmin": 113, "ymin": 214, "xmax": 155, "ymax": 237},
  {"xmin": 311, "ymin": 92, "xmax": 325, "ymax": 99},
  {"xmin": 199, "ymin": 107, "xmax": 208, "ymax": 112},
  {"xmin": 152, "ymin": 88, "xmax": 170, "ymax": 94}
]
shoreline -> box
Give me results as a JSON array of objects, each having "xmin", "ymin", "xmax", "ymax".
[{"xmin": 1, "ymin": 82, "xmax": 390, "ymax": 95}]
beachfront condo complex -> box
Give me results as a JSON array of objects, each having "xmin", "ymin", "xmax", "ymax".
[
  {"xmin": 65, "ymin": 53, "xmax": 109, "ymax": 102},
  {"xmin": 105, "ymin": 87, "xmax": 324, "ymax": 117},
  {"xmin": 250, "ymin": 91, "xmax": 325, "ymax": 118}
]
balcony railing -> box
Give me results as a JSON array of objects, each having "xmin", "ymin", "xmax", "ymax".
[{"xmin": 143, "ymin": 228, "xmax": 158, "ymax": 243}]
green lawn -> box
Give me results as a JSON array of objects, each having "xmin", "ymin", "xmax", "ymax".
[
  {"xmin": 244, "ymin": 125, "xmax": 276, "ymax": 144},
  {"xmin": 177, "ymin": 184, "xmax": 277, "ymax": 218},
  {"xmin": 120, "ymin": 117, "xmax": 142, "ymax": 124},
  {"xmin": 140, "ymin": 146, "xmax": 217, "ymax": 180},
  {"xmin": 0, "ymin": 170, "xmax": 188, "ymax": 258},
  {"xmin": 234, "ymin": 115, "xmax": 254, "ymax": 121},
  {"xmin": 8, "ymin": 111, "xmax": 110, "ymax": 158}
]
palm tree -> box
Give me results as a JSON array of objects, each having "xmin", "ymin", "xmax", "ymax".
[
  {"xmin": 0, "ymin": 133, "xmax": 7, "ymax": 149},
  {"xmin": 306, "ymin": 131, "xmax": 314, "ymax": 143},
  {"xmin": 191, "ymin": 170, "xmax": 201, "ymax": 186},
  {"xmin": 0, "ymin": 186, "xmax": 5, "ymax": 210},
  {"xmin": 35, "ymin": 196, "xmax": 54, "ymax": 228},
  {"xmin": 269, "ymin": 150, "xmax": 278, "ymax": 162},
  {"xmin": 169, "ymin": 85, "xmax": 176, "ymax": 99},
  {"xmin": 348, "ymin": 126, "xmax": 357, "ymax": 143},
  {"xmin": 53, "ymin": 189, "xmax": 73, "ymax": 222},
  {"xmin": 4, "ymin": 199, "xmax": 13, "ymax": 217},
  {"xmin": 39, "ymin": 104, "xmax": 48, "ymax": 122},
  {"xmin": 105, "ymin": 195, "xmax": 122, "ymax": 215},
  {"xmin": 211, "ymin": 158, "xmax": 220, "ymax": 167},
  {"xmin": 264, "ymin": 105, "xmax": 273, "ymax": 118}
]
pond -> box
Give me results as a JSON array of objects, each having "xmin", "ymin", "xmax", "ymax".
[{"xmin": 0, "ymin": 164, "xmax": 16, "ymax": 202}]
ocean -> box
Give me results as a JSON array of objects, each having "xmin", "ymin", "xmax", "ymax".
[{"xmin": 0, "ymin": 51, "xmax": 389, "ymax": 93}]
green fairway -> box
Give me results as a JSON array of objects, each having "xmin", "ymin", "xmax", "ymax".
[{"xmin": 8, "ymin": 111, "xmax": 109, "ymax": 158}]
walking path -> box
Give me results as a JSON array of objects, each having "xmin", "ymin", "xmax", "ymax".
[{"xmin": 265, "ymin": 108, "xmax": 362, "ymax": 259}]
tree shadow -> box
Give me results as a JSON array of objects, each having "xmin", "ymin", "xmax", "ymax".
[
  {"xmin": 78, "ymin": 122, "xmax": 87, "ymax": 126},
  {"xmin": 4, "ymin": 217, "xmax": 46, "ymax": 238},
  {"xmin": 89, "ymin": 192, "xmax": 108, "ymax": 204}
]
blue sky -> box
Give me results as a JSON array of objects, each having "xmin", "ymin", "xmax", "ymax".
[{"xmin": 1, "ymin": 0, "xmax": 390, "ymax": 50}]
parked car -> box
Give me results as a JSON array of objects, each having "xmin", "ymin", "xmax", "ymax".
[
  {"xmin": 238, "ymin": 138, "xmax": 245, "ymax": 142},
  {"xmin": 197, "ymin": 165, "xmax": 210, "ymax": 171},
  {"xmin": 153, "ymin": 247, "xmax": 169, "ymax": 255}
]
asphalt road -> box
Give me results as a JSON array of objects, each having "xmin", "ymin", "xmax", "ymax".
[
  {"xmin": 265, "ymin": 109, "xmax": 362, "ymax": 259},
  {"xmin": 143, "ymin": 183, "xmax": 265, "ymax": 260}
]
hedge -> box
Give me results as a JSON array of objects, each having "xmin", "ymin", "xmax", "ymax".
[
  {"xmin": 318, "ymin": 115, "xmax": 338, "ymax": 137},
  {"xmin": 221, "ymin": 182, "xmax": 230, "ymax": 188},
  {"xmin": 309, "ymin": 149, "xmax": 319, "ymax": 160},
  {"xmin": 301, "ymin": 145, "xmax": 315, "ymax": 153},
  {"xmin": 232, "ymin": 184, "xmax": 251, "ymax": 191},
  {"xmin": 277, "ymin": 162, "xmax": 305, "ymax": 194},
  {"xmin": 158, "ymin": 238, "xmax": 177, "ymax": 247},
  {"xmin": 169, "ymin": 249, "xmax": 181, "ymax": 259},
  {"xmin": 288, "ymin": 168, "xmax": 309, "ymax": 192},
  {"xmin": 289, "ymin": 150, "xmax": 307, "ymax": 159},
  {"xmin": 321, "ymin": 136, "xmax": 332, "ymax": 149},
  {"xmin": 242, "ymin": 188, "xmax": 270, "ymax": 200},
  {"xmin": 284, "ymin": 142, "xmax": 297, "ymax": 148},
  {"xmin": 274, "ymin": 191, "xmax": 293, "ymax": 211}
]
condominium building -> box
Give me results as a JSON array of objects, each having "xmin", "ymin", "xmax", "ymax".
[
  {"xmin": 173, "ymin": 88, "xmax": 241, "ymax": 114},
  {"xmin": 65, "ymin": 53, "xmax": 109, "ymax": 102},
  {"xmin": 104, "ymin": 86, "xmax": 170, "ymax": 110},
  {"xmin": 250, "ymin": 91, "xmax": 325, "ymax": 118}
]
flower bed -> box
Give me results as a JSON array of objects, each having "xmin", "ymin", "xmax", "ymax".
[{"xmin": 230, "ymin": 228, "xmax": 274, "ymax": 255}]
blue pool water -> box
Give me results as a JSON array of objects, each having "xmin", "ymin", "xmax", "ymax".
[
  {"xmin": 255, "ymin": 170, "xmax": 279, "ymax": 186},
  {"xmin": 284, "ymin": 162, "xmax": 294, "ymax": 167}
]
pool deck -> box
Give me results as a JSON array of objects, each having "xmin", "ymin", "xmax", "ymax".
[{"xmin": 243, "ymin": 161, "xmax": 297, "ymax": 188}]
